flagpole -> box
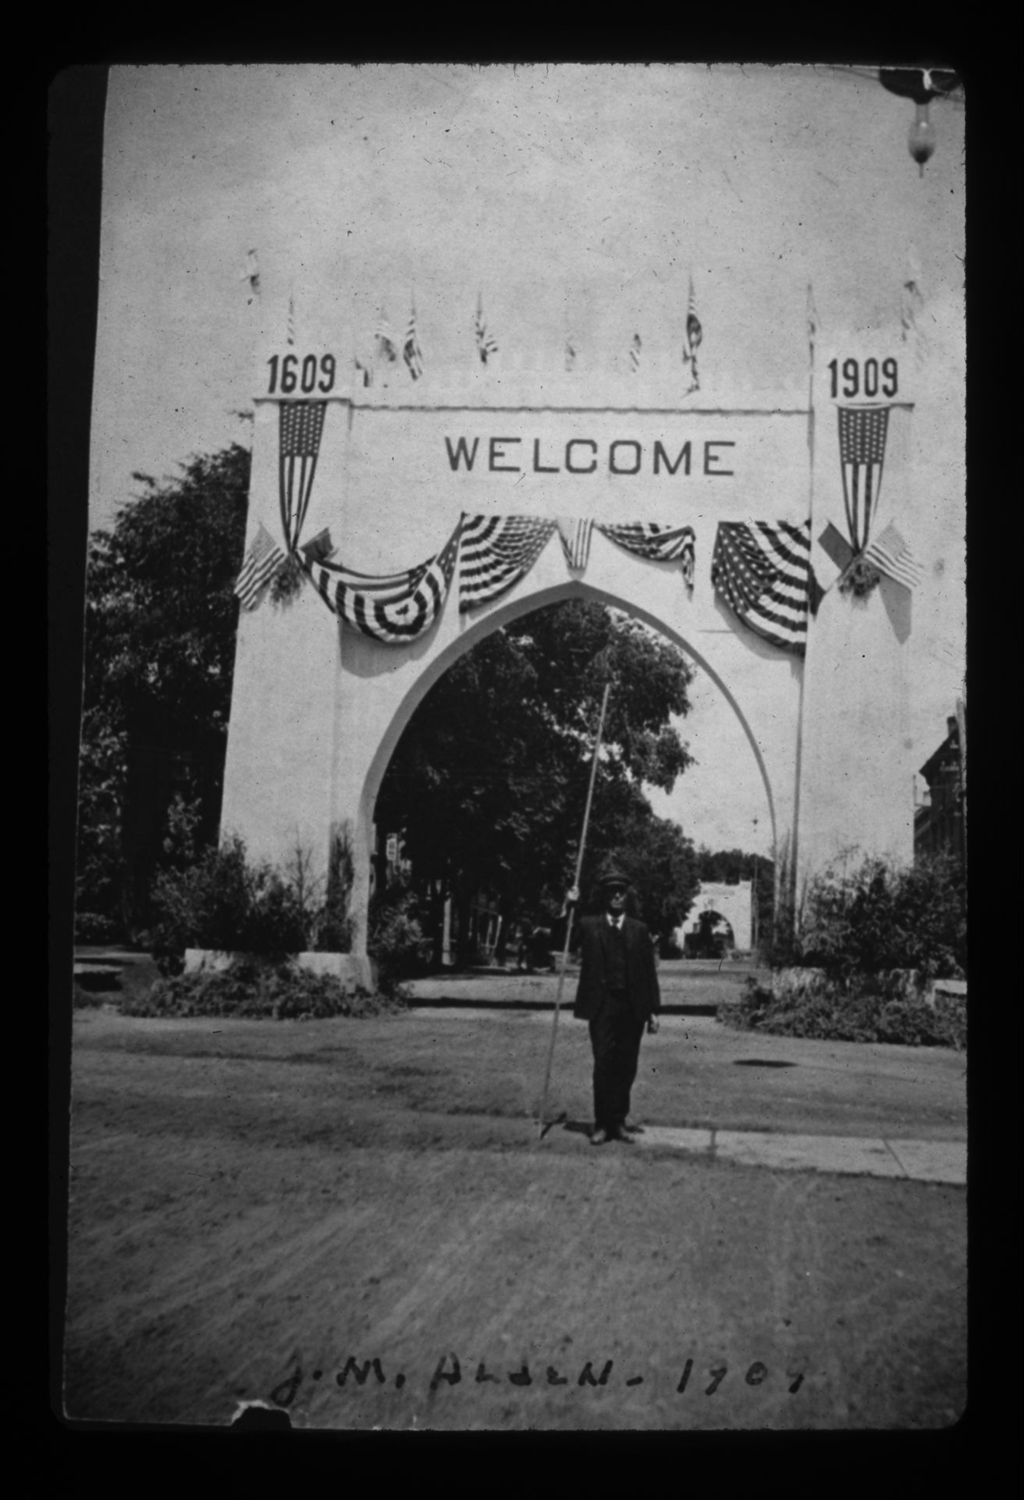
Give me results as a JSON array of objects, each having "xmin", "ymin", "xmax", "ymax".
[
  {"xmin": 536, "ymin": 680, "xmax": 611, "ymax": 1141},
  {"xmin": 790, "ymin": 283, "xmax": 818, "ymax": 927}
]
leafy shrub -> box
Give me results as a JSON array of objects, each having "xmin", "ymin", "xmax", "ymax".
[
  {"xmin": 149, "ymin": 836, "xmax": 313, "ymax": 973},
  {"xmin": 120, "ymin": 958, "xmax": 405, "ymax": 1020},
  {"xmin": 368, "ymin": 884, "xmax": 432, "ymax": 997},
  {"xmin": 791, "ymin": 852, "xmax": 965, "ymax": 981},
  {"xmin": 723, "ymin": 970, "xmax": 965, "ymax": 1049},
  {"xmin": 73, "ymin": 982, "xmax": 105, "ymax": 1010},
  {"xmin": 74, "ymin": 911, "xmax": 123, "ymax": 946}
]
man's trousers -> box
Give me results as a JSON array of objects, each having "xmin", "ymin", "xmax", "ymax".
[{"xmin": 588, "ymin": 992, "xmax": 646, "ymax": 1131}]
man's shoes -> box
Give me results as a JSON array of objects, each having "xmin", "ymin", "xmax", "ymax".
[
  {"xmin": 611, "ymin": 1127, "xmax": 636, "ymax": 1144},
  {"xmin": 621, "ymin": 1121, "xmax": 645, "ymax": 1136},
  {"xmin": 589, "ymin": 1128, "xmax": 610, "ymax": 1146}
]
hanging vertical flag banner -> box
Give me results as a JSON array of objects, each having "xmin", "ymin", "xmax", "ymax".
[
  {"xmin": 475, "ymin": 294, "xmax": 498, "ymax": 364},
  {"xmin": 556, "ymin": 517, "xmax": 594, "ymax": 571},
  {"xmin": 458, "ymin": 515, "xmax": 556, "ymax": 611},
  {"xmin": 286, "ymin": 294, "xmax": 296, "ymax": 347},
  {"xmin": 403, "ymin": 299, "xmax": 424, "ymax": 380},
  {"xmin": 278, "ymin": 400, "xmax": 328, "ymax": 552},
  {"xmin": 628, "ymin": 332, "xmax": 642, "ymax": 372},
  {"xmin": 711, "ymin": 520, "xmax": 821, "ymax": 654},
  {"xmin": 305, "ymin": 523, "xmax": 461, "ymax": 644},
  {"xmin": 837, "ymin": 404, "xmax": 890, "ymax": 552},
  {"xmin": 597, "ymin": 521, "xmax": 696, "ymax": 592},
  {"xmin": 234, "ymin": 522, "xmax": 287, "ymax": 610}
]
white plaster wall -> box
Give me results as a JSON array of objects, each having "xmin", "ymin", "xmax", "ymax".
[{"xmin": 797, "ymin": 333, "xmax": 915, "ymax": 889}]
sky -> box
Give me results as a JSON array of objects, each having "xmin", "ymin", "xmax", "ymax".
[{"xmin": 88, "ymin": 63, "xmax": 966, "ymax": 857}]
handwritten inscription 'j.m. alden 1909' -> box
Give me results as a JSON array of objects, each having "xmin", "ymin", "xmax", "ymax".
[
  {"xmin": 267, "ymin": 1353, "xmax": 805, "ymax": 1408},
  {"xmin": 443, "ymin": 435, "xmax": 737, "ymax": 477}
]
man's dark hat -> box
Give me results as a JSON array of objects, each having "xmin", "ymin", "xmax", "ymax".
[{"xmin": 597, "ymin": 863, "xmax": 631, "ymax": 890}]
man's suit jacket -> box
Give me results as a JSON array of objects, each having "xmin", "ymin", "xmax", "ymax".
[{"xmin": 572, "ymin": 914, "xmax": 661, "ymax": 1022}]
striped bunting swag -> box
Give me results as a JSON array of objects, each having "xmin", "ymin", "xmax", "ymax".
[
  {"xmin": 556, "ymin": 517, "xmax": 593, "ymax": 571},
  {"xmin": 306, "ymin": 524, "xmax": 460, "ymax": 643},
  {"xmin": 711, "ymin": 520, "xmax": 821, "ymax": 654},
  {"xmin": 279, "ymin": 400, "xmax": 327, "ymax": 552},
  {"xmin": 459, "ymin": 515, "xmax": 556, "ymax": 612},
  {"xmin": 234, "ymin": 522, "xmax": 287, "ymax": 611},
  {"xmin": 597, "ymin": 521, "xmax": 696, "ymax": 591},
  {"xmin": 861, "ymin": 522, "xmax": 924, "ymax": 591}
]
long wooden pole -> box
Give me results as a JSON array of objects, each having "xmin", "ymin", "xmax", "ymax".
[{"xmin": 536, "ymin": 681, "xmax": 611, "ymax": 1140}]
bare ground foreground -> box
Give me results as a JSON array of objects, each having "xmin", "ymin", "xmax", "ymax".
[{"xmin": 62, "ymin": 998, "xmax": 967, "ymax": 1432}]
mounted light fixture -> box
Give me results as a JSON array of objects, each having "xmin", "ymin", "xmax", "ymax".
[{"xmin": 879, "ymin": 67, "xmax": 961, "ymax": 175}]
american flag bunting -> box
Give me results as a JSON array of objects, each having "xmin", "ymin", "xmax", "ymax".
[
  {"xmin": 458, "ymin": 515, "xmax": 556, "ymax": 611},
  {"xmin": 234, "ymin": 522, "xmax": 287, "ymax": 610},
  {"xmin": 305, "ymin": 525, "xmax": 460, "ymax": 644},
  {"xmin": 711, "ymin": 520, "xmax": 821, "ymax": 654},
  {"xmin": 597, "ymin": 521, "xmax": 696, "ymax": 591}
]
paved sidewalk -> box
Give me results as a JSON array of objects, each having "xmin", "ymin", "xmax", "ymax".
[{"xmin": 561, "ymin": 1123, "xmax": 966, "ymax": 1184}]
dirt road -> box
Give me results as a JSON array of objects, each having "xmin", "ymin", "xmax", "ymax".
[{"xmin": 62, "ymin": 1009, "xmax": 966, "ymax": 1430}]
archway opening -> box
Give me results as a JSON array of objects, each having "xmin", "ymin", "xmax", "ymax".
[{"xmin": 364, "ymin": 590, "xmax": 775, "ymax": 974}]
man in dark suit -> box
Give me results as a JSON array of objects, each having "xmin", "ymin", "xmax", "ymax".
[{"xmin": 569, "ymin": 866, "xmax": 660, "ymax": 1145}]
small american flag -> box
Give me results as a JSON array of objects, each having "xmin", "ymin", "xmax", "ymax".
[
  {"xmin": 306, "ymin": 525, "xmax": 460, "ymax": 644},
  {"xmin": 837, "ymin": 405, "xmax": 890, "ymax": 551},
  {"xmin": 806, "ymin": 283, "xmax": 819, "ymax": 350},
  {"xmin": 475, "ymin": 295, "xmax": 498, "ymax": 364},
  {"xmin": 683, "ymin": 275, "xmax": 702, "ymax": 390},
  {"xmin": 234, "ymin": 523, "xmax": 287, "ymax": 610},
  {"xmin": 861, "ymin": 522, "xmax": 924, "ymax": 591},
  {"xmin": 403, "ymin": 300, "xmax": 424, "ymax": 380},
  {"xmin": 597, "ymin": 521, "xmax": 696, "ymax": 591},
  {"xmin": 556, "ymin": 517, "xmax": 594, "ymax": 571},
  {"xmin": 375, "ymin": 309, "xmax": 399, "ymax": 365},
  {"xmin": 458, "ymin": 515, "xmax": 556, "ymax": 611},
  {"xmin": 278, "ymin": 400, "xmax": 327, "ymax": 551},
  {"xmin": 711, "ymin": 520, "xmax": 821, "ymax": 654},
  {"xmin": 241, "ymin": 249, "xmax": 260, "ymax": 304}
]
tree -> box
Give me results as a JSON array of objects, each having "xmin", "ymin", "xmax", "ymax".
[
  {"xmin": 374, "ymin": 600, "xmax": 701, "ymax": 959},
  {"xmin": 77, "ymin": 443, "xmax": 250, "ymax": 935}
]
